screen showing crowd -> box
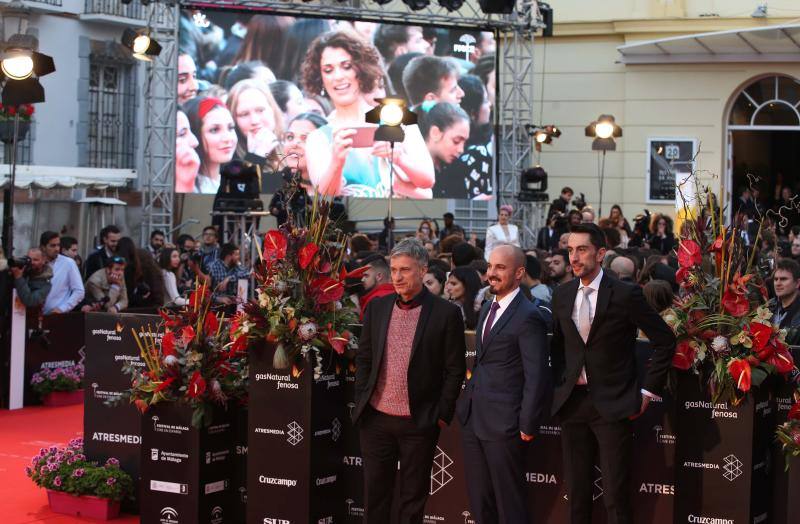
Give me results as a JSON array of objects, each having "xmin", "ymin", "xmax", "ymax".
[{"xmin": 176, "ymin": 9, "xmax": 496, "ymax": 199}]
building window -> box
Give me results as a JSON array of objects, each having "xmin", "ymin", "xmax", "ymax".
[
  {"xmin": 0, "ymin": 122, "xmax": 33, "ymax": 165},
  {"xmin": 88, "ymin": 57, "xmax": 136, "ymax": 168}
]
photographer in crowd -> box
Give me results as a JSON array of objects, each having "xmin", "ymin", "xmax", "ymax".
[
  {"xmin": 84, "ymin": 256, "xmax": 128, "ymax": 313},
  {"xmin": 10, "ymin": 248, "xmax": 52, "ymax": 309},
  {"xmin": 40, "ymin": 231, "xmax": 84, "ymax": 314}
]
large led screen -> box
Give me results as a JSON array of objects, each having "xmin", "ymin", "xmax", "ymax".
[{"xmin": 176, "ymin": 9, "xmax": 496, "ymax": 199}]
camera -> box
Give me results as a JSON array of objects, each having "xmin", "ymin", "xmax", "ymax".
[
  {"xmin": 8, "ymin": 256, "xmax": 31, "ymax": 270},
  {"xmin": 572, "ymin": 193, "xmax": 587, "ymax": 211},
  {"xmin": 189, "ymin": 251, "xmax": 204, "ymax": 265}
]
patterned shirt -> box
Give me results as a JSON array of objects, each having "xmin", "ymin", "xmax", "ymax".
[
  {"xmin": 370, "ymin": 302, "xmax": 422, "ymax": 417},
  {"xmin": 207, "ymin": 258, "xmax": 250, "ymax": 298}
]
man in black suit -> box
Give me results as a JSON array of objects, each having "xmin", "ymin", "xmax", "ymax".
[
  {"xmin": 83, "ymin": 224, "xmax": 121, "ymax": 279},
  {"xmin": 458, "ymin": 244, "xmax": 551, "ymax": 523},
  {"xmin": 551, "ymin": 223, "xmax": 675, "ymax": 524},
  {"xmin": 353, "ymin": 238, "xmax": 466, "ymax": 523}
]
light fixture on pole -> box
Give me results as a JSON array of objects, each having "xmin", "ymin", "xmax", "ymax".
[
  {"xmin": 585, "ymin": 114, "xmax": 622, "ymax": 217},
  {"xmin": 365, "ymin": 97, "xmax": 417, "ymax": 250},
  {"xmin": 525, "ymin": 123, "xmax": 561, "ymax": 152},
  {"xmin": 1, "ymin": 0, "xmax": 29, "ymax": 44},
  {"xmin": 122, "ymin": 28, "xmax": 162, "ymax": 61}
]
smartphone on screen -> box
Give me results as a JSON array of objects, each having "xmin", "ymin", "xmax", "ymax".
[{"xmin": 350, "ymin": 125, "xmax": 378, "ymax": 148}]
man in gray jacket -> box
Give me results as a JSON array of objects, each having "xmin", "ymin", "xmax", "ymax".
[{"xmin": 11, "ymin": 248, "xmax": 52, "ymax": 308}]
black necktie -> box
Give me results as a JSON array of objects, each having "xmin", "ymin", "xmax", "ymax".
[{"xmin": 482, "ymin": 302, "xmax": 500, "ymax": 347}]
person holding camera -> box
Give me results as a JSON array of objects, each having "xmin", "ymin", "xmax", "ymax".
[
  {"xmin": 208, "ymin": 243, "xmax": 250, "ymax": 307},
  {"xmin": 41, "ymin": 231, "xmax": 84, "ymax": 315},
  {"xmin": 10, "ymin": 248, "xmax": 52, "ymax": 308},
  {"xmin": 84, "ymin": 256, "xmax": 128, "ymax": 313}
]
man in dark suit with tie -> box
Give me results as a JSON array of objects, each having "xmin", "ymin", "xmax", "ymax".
[
  {"xmin": 551, "ymin": 223, "xmax": 675, "ymax": 524},
  {"xmin": 457, "ymin": 244, "xmax": 552, "ymax": 523},
  {"xmin": 353, "ymin": 238, "xmax": 466, "ymax": 523}
]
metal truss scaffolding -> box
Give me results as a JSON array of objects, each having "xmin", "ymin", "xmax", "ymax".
[{"xmin": 141, "ymin": 0, "xmax": 541, "ymax": 243}]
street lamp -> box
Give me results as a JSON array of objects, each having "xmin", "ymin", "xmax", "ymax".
[
  {"xmin": 1, "ymin": 0, "xmax": 29, "ymax": 45},
  {"xmin": 585, "ymin": 114, "xmax": 622, "ymax": 216}
]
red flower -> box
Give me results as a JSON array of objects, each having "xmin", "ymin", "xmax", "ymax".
[
  {"xmin": 727, "ymin": 358, "xmax": 752, "ymax": 392},
  {"xmin": 263, "ymin": 231, "xmax": 287, "ymax": 260},
  {"xmin": 23, "ymin": 104, "xmax": 33, "ymax": 117},
  {"xmin": 309, "ymin": 276, "xmax": 344, "ymax": 305},
  {"xmin": 343, "ymin": 265, "xmax": 371, "ymax": 279},
  {"xmin": 298, "ymin": 242, "xmax": 319, "ymax": 270},
  {"xmin": 757, "ymin": 341, "xmax": 794, "ymax": 374},
  {"xmin": 161, "ymin": 331, "xmax": 176, "ymax": 357},
  {"xmin": 204, "ymin": 313, "xmax": 219, "ymax": 337},
  {"xmin": 7, "ymin": 106, "xmax": 16, "ymax": 116},
  {"xmin": 181, "ymin": 326, "xmax": 196, "ymax": 344},
  {"xmin": 677, "ymin": 240, "xmax": 702, "ymax": 268},
  {"xmin": 675, "ymin": 266, "xmax": 692, "ymax": 287},
  {"xmin": 230, "ymin": 335, "xmax": 247, "ymax": 356},
  {"xmin": 187, "ymin": 371, "xmax": 206, "ymax": 398},
  {"xmin": 672, "ymin": 340, "xmax": 696, "ymax": 370},
  {"xmin": 747, "ymin": 322, "xmax": 772, "ymax": 352},
  {"xmin": 327, "ymin": 327, "xmax": 349, "ymax": 355},
  {"xmin": 722, "ymin": 289, "xmax": 749, "ymax": 317},
  {"xmin": 788, "ymin": 402, "xmax": 800, "ymax": 421},
  {"xmin": 134, "ymin": 399, "xmax": 148, "ymax": 413},
  {"xmin": 154, "ymin": 377, "xmax": 175, "ymax": 393}
]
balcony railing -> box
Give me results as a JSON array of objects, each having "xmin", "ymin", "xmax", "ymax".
[
  {"xmin": 83, "ymin": 0, "xmax": 146, "ymax": 20},
  {"xmin": 27, "ymin": 0, "xmax": 63, "ymax": 7}
]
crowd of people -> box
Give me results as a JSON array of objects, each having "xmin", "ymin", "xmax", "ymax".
[{"xmin": 176, "ymin": 12, "xmax": 495, "ymax": 199}]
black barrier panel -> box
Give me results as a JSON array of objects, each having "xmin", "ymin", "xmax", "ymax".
[
  {"xmin": 84, "ymin": 312, "xmax": 159, "ymax": 509},
  {"xmin": 247, "ymin": 343, "xmax": 345, "ymax": 523},
  {"xmin": 772, "ymin": 346, "xmax": 800, "ymax": 523},
  {"xmin": 24, "ymin": 312, "xmax": 85, "ymax": 405},
  {"xmin": 231, "ymin": 407, "xmax": 248, "ymax": 524},
  {"xmin": 140, "ymin": 403, "xmax": 236, "ymax": 524},
  {"xmin": 674, "ymin": 372, "xmax": 773, "ymax": 524},
  {"xmin": 337, "ymin": 336, "xmax": 676, "ymax": 523}
]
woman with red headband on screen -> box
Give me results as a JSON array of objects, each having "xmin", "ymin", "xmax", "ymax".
[
  {"xmin": 300, "ymin": 30, "xmax": 434, "ymax": 198},
  {"xmin": 175, "ymin": 108, "xmax": 201, "ymax": 193},
  {"xmin": 184, "ymin": 96, "xmax": 238, "ymax": 194},
  {"xmin": 484, "ymin": 204, "xmax": 520, "ymax": 261}
]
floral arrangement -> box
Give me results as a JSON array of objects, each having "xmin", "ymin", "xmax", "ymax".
[
  {"xmin": 26, "ymin": 438, "xmax": 133, "ymax": 502},
  {"xmin": 31, "ymin": 363, "xmax": 84, "ymax": 398},
  {"xmin": 236, "ymin": 195, "xmax": 359, "ymax": 377},
  {"xmin": 663, "ymin": 188, "xmax": 795, "ymax": 403},
  {"xmin": 120, "ymin": 282, "xmax": 248, "ymax": 427},
  {"xmin": 776, "ymin": 392, "xmax": 800, "ymax": 468},
  {"xmin": 0, "ymin": 103, "xmax": 34, "ymax": 121}
]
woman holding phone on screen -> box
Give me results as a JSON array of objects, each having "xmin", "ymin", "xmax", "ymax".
[
  {"xmin": 301, "ymin": 30, "xmax": 434, "ymax": 198},
  {"xmin": 184, "ymin": 96, "xmax": 238, "ymax": 194}
]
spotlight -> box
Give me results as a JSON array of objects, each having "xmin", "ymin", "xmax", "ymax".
[
  {"xmin": 401, "ymin": 0, "xmax": 430, "ymax": 10},
  {"xmin": 585, "ymin": 114, "xmax": 622, "ymax": 151},
  {"xmin": 1, "ymin": 50, "xmax": 33, "ymax": 80},
  {"xmin": 365, "ymin": 96, "xmax": 417, "ymax": 143},
  {"xmin": 121, "ymin": 28, "xmax": 162, "ymax": 61},
  {"xmin": 519, "ymin": 166, "xmax": 549, "ymax": 202},
  {"xmin": 478, "ymin": 0, "xmax": 514, "ymax": 14},
  {"xmin": 525, "ymin": 124, "xmax": 561, "ymax": 151},
  {"xmin": 439, "ymin": 0, "xmax": 465, "ymax": 11}
]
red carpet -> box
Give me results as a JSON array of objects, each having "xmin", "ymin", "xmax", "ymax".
[{"xmin": 0, "ymin": 404, "xmax": 138, "ymax": 523}]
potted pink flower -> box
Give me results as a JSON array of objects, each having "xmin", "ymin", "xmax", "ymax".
[
  {"xmin": 26, "ymin": 438, "xmax": 133, "ymax": 520},
  {"xmin": 30, "ymin": 363, "xmax": 84, "ymax": 406}
]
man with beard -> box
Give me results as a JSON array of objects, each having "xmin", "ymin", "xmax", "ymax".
[
  {"xmin": 551, "ymin": 224, "xmax": 675, "ymax": 523},
  {"xmin": 457, "ymin": 244, "xmax": 551, "ymax": 523},
  {"xmin": 549, "ymin": 248, "xmax": 573, "ymax": 286}
]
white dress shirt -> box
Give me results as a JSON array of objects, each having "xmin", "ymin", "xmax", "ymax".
[
  {"xmin": 44, "ymin": 254, "xmax": 85, "ymax": 314},
  {"xmin": 570, "ymin": 268, "xmax": 659, "ymax": 399},
  {"xmin": 484, "ymin": 286, "xmax": 521, "ymax": 334}
]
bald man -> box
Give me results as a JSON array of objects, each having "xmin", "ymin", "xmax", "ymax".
[
  {"xmin": 457, "ymin": 244, "xmax": 552, "ymax": 523},
  {"xmin": 610, "ymin": 256, "xmax": 636, "ymax": 283}
]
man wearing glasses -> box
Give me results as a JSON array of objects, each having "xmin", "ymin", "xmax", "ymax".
[{"xmin": 200, "ymin": 226, "xmax": 220, "ymax": 271}]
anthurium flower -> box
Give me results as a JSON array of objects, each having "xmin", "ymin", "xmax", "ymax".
[
  {"xmin": 722, "ymin": 289, "xmax": 749, "ymax": 317},
  {"xmin": 204, "ymin": 313, "xmax": 219, "ymax": 336},
  {"xmin": 161, "ymin": 331, "xmax": 176, "ymax": 357},
  {"xmin": 298, "ymin": 242, "xmax": 319, "ymax": 270},
  {"xmin": 181, "ymin": 326, "xmax": 196, "ymax": 344},
  {"xmin": 187, "ymin": 371, "xmax": 206, "ymax": 398},
  {"xmin": 727, "ymin": 358, "xmax": 752, "ymax": 392},
  {"xmin": 788, "ymin": 402, "xmax": 800, "ymax": 421},
  {"xmin": 747, "ymin": 322, "xmax": 772, "ymax": 351},
  {"xmin": 343, "ymin": 265, "xmax": 371, "ymax": 279},
  {"xmin": 672, "ymin": 339, "xmax": 697, "ymax": 370},
  {"xmin": 154, "ymin": 377, "xmax": 175, "ymax": 393},
  {"xmin": 310, "ymin": 276, "xmax": 344, "ymax": 305},
  {"xmin": 327, "ymin": 327, "xmax": 349, "ymax": 355},
  {"xmin": 263, "ymin": 230, "xmax": 288, "ymax": 260},
  {"xmin": 677, "ymin": 240, "xmax": 702, "ymax": 268},
  {"xmin": 189, "ymin": 285, "xmax": 209, "ymax": 309}
]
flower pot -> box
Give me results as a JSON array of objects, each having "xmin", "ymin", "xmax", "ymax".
[
  {"xmin": 0, "ymin": 120, "xmax": 30, "ymax": 144},
  {"xmin": 46, "ymin": 490, "xmax": 120, "ymax": 520},
  {"xmin": 42, "ymin": 389, "xmax": 84, "ymax": 407}
]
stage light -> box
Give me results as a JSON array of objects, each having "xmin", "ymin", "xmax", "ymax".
[
  {"xmin": 1, "ymin": 51, "xmax": 33, "ymax": 80},
  {"xmin": 585, "ymin": 115, "xmax": 622, "ymax": 217},
  {"xmin": 439, "ymin": 0, "xmax": 465, "ymax": 11},
  {"xmin": 525, "ymin": 123, "xmax": 560, "ymax": 151},
  {"xmin": 121, "ymin": 28, "xmax": 162, "ymax": 61},
  {"xmin": 478, "ymin": 0, "xmax": 514, "ymax": 14},
  {"xmin": 401, "ymin": 0, "xmax": 430, "ymax": 10},
  {"xmin": 585, "ymin": 114, "xmax": 622, "ymax": 151},
  {"xmin": 380, "ymin": 103, "xmax": 404, "ymax": 127},
  {"xmin": 366, "ymin": 96, "xmax": 417, "ymax": 142}
]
